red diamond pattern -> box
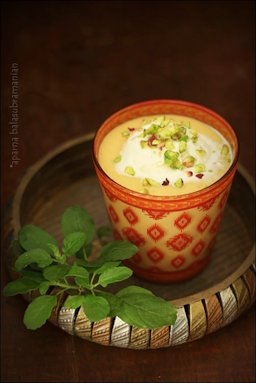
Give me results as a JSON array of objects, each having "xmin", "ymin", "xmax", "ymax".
[
  {"xmin": 123, "ymin": 207, "xmax": 138, "ymax": 225},
  {"xmin": 147, "ymin": 224, "xmax": 165, "ymax": 241},
  {"xmin": 122, "ymin": 227, "xmax": 145, "ymax": 246},
  {"xmin": 171, "ymin": 255, "xmax": 185, "ymax": 269},
  {"xmin": 147, "ymin": 248, "xmax": 164, "ymax": 263},
  {"xmin": 192, "ymin": 240, "xmax": 205, "ymax": 256},
  {"xmin": 108, "ymin": 205, "xmax": 119, "ymax": 223},
  {"xmin": 166, "ymin": 233, "xmax": 193, "ymax": 251},
  {"xmin": 142, "ymin": 209, "xmax": 170, "ymax": 220},
  {"xmin": 197, "ymin": 215, "xmax": 211, "ymax": 233},
  {"xmin": 174, "ymin": 213, "xmax": 191, "ymax": 230},
  {"xmin": 210, "ymin": 213, "xmax": 223, "ymax": 233}
]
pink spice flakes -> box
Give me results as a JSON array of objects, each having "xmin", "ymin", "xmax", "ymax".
[
  {"xmin": 128, "ymin": 127, "xmax": 135, "ymax": 131},
  {"xmin": 162, "ymin": 178, "xmax": 170, "ymax": 186},
  {"xmin": 186, "ymin": 171, "xmax": 193, "ymax": 177},
  {"xmin": 195, "ymin": 173, "xmax": 204, "ymax": 179}
]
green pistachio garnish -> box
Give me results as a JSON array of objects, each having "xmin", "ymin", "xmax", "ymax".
[
  {"xmin": 190, "ymin": 129, "xmax": 198, "ymax": 143},
  {"xmin": 122, "ymin": 131, "xmax": 130, "ymax": 138},
  {"xmin": 221, "ymin": 144, "xmax": 230, "ymax": 156},
  {"xmin": 142, "ymin": 178, "xmax": 159, "ymax": 186},
  {"xmin": 140, "ymin": 140, "xmax": 149, "ymax": 149},
  {"xmin": 113, "ymin": 155, "xmax": 122, "ymax": 163},
  {"xmin": 170, "ymin": 125, "xmax": 187, "ymax": 141},
  {"xmin": 208, "ymin": 169, "xmax": 213, "ymax": 172},
  {"xmin": 182, "ymin": 155, "xmax": 196, "ymax": 168},
  {"xmin": 152, "ymin": 139, "xmax": 160, "ymax": 145},
  {"xmin": 164, "ymin": 150, "xmax": 179, "ymax": 165},
  {"xmin": 125, "ymin": 166, "xmax": 135, "ymax": 176},
  {"xmin": 196, "ymin": 149, "xmax": 206, "ymax": 157},
  {"xmin": 179, "ymin": 141, "xmax": 187, "ymax": 153},
  {"xmin": 156, "ymin": 127, "xmax": 172, "ymax": 140},
  {"xmin": 145, "ymin": 124, "xmax": 159, "ymax": 135},
  {"xmin": 165, "ymin": 140, "xmax": 175, "ymax": 150},
  {"xmin": 174, "ymin": 178, "xmax": 184, "ymax": 188},
  {"xmin": 180, "ymin": 135, "xmax": 189, "ymax": 142},
  {"xmin": 140, "ymin": 188, "xmax": 149, "ymax": 194},
  {"xmin": 195, "ymin": 163, "xmax": 206, "ymax": 173}
]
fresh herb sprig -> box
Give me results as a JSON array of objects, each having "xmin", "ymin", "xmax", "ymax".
[{"xmin": 3, "ymin": 206, "xmax": 177, "ymax": 331}]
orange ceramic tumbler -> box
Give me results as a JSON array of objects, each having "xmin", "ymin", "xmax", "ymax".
[{"xmin": 93, "ymin": 100, "xmax": 239, "ymax": 283}]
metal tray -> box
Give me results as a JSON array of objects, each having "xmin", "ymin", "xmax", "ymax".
[{"xmin": 4, "ymin": 133, "xmax": 255, "ymax": 349}]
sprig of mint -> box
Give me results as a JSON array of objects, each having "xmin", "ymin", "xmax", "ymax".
[{"xmin": 3, "ymin": 206, "xmax": 177, "ymax": 331}]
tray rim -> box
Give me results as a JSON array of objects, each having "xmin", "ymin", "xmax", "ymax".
[{"xmin": 11, "ymin": 133, "xmax": 255, "ymax": 307}]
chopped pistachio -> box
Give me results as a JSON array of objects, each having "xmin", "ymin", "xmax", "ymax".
[
  {"xmin": 221, "ymin": 144, "xmax": 230, "ymax": 156},
  {"xmin": 140, "ymin": 188, "xmax": 149, "ymax": 194},
  {"xmin": 208, "ymin": 169, "xmax": 213, "ymax": 173},
  {"xmin": 113, "ymin": 155, "xmax": 121, "ymax": 163},
  {"xmin": 140, "ymin": 140, "xmax": 149, "ymax": 149},
  {"xmin": 156, "ymin": 127, "xmax": 172, "ymax": 140},
  {"xmin": 179, "ymin": 141, "xmax": 187, "ymax": 153},
  {"xmin": 174, "ymin": 178, "xmax": 184, "ymax": 188},
  {"xmin": 145, "ymin": 124, "xmax": 159, "ymax": 135},
  {"xmin": 142, "ymin": 178, "xmax": 159, "ymax": 186},
  {"xmin": 165, "ymin": 140, "xmax": 175, "ymax": 150},
  {"xmin": 164, "ymin": 150, "xmax": 179, "ymax": 165},
  {"xmin": 125, "ymin": 166, "xmax": 135, "ymax": 176},
  {"xmin": 170, "ymin": 159, "xmax": 183, "ymax": 170},
  {"xmin": 152, "ymin": 139, "xmax": 160, "ymax": 145},
  {"xmin": 182, "ymin": 155, "xmax": 196, "ymax": 168},
  {"xmin": 196, "ymin": 149, "xmax": 206, "ymax": 157},
  {"xmin": 191, "ymin": 129, "xmax": 198, "ymax": 143},
  {"xmin": 195, "ymin": 163, "xmax": 206, "ymax": 173},
  {"xmin": 180, "ymin": 135, "xmax": 189, "ymax": 142},
  {"xmin": 121, "ymin": 131, "xmax": 130, "ymax": 138}
]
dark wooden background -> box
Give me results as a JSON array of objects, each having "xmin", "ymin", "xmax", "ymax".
[{"xmin": 1, "ymin": 1, "xmax": 255, "ymax": 382}]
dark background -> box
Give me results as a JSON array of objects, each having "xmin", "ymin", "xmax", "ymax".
[{"xmin": 1, "ymin": 1, "xmax": 255, "ymax": 382}]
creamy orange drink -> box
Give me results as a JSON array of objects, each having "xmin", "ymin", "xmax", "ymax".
[
  {"xmin": 98, "ymin": 115, "xmax": 232, "ymax": 196},
  {"xmin": 93, "ymin": 100, "xmax": 238, "ymax": 283}
]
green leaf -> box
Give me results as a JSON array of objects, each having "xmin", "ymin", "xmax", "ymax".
[
  {"xmin": 61, "ymin": 206, "xmax": 95, "ymax": 245},
  {"xmin": 43, "ymin": 264, "xmax": 70, "ymax": 281},
  {"xmin": 66, "ymin": 264, "xmax": 89, "ymax": 288},
  {"xmin": 63, "ymin": 295, "xmax": 86, "ymax": 310},
  {"xmin": 18, "ymin": 225, "xmax": 57, "ymax": 252},
  {"xmin": 3, "ymin": 278, "xmax": 41, "ymax": 296},
  {"xmin": 62, "ymin": 232, "xmax": 86, "ymax": 256},
  {"xmin": 97, "ymin": 291, "xmax": 121, "ymax": 317},
  {"xmin": 20, "ymin": 269, "xmax": 45, "ymax": 284},
  {"xmin": 67, "ymin": 264, "xmax": 89, "ymax": 287},
  {"xmin": 39, "ymin": 281, "xmax": 51, "ymax": 295},
  {"xmin": 23, "ymin": 295, "xmax": 57, "ymax": 330},
  {"xmin": 117, "ymin": 294, "xmax": 177, "ymax": 329},
  {"xmin": 98, "ymin": 266, "xmax": 133, "ymax": 288},
  {"xmin": 94, "ymin": 261, "xmax": 121, "ymax": 275},
  {"xmin": 15, "ymin": 249, "xmax": 53, "ymax": 272},
  {"xmin": 47, "ymin": 243, "xmax": 63, "ymax": 260},
  {"xmin": 100, "ymin": 241, "xmax": 138, "ymax": 262},
  {"xmin": 116, "ymin": 285, "xmax": 155, "ymax": 298},
  {"xmin": 82, "ymin": 295, "xmax": 110, "ymax": 322}
]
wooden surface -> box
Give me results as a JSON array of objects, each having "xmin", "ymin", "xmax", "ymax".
[{"xmin": 1, "ymin": 1, "xmax": 255, "ymax": 382}]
